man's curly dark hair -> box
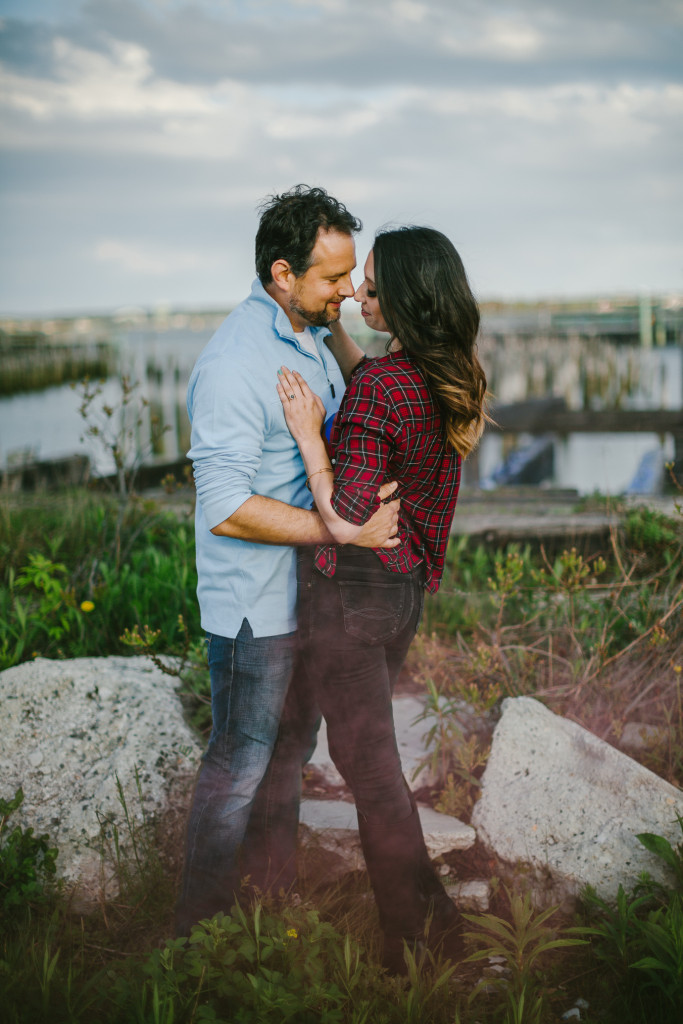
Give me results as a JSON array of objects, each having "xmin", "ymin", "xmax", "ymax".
[{"xmin": 255, "ymin": 184, "xmax": 362, "ymax": 286}]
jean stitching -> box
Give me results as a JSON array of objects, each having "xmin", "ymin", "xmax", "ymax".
[{"xmin": 339, "ymin": 580, "xmax": 405, "ymax": 644}]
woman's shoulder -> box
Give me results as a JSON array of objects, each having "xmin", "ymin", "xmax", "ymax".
[
  {"xmin": 346, "ymin": 354, "xmax": 429, "ymax": 417},
  {"xmin": 353, "ymin": 352, "xmax": 417, "ymax": 385}
]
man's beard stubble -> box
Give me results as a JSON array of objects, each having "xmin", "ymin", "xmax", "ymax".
[{"xmin": 289, "ymin": 296, "xmax": 341, "ymax": 329}]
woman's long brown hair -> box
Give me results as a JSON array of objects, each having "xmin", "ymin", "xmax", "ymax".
[{"xmin": 374, "ymin": 225, "xmax": 489, "ymax": 457}]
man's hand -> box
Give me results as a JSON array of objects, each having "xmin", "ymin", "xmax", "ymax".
[
  {"xmin": 353, "ymin": 481, "xmax": 401, "ymax": 549},
  {"xmin": 209, "ymin": 481, "xmax": 400, "ymax": 548}
]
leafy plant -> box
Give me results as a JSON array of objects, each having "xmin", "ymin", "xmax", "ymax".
[
  {"xmin": 636, "ymin": 811, "xmax": 683, "ymax": 892},
  {"xmin": 463, "ymin": 888, "xmax": 586, "ymax": 1024},
  {"xmin": 580, "ymin": 817, "xmax": 683, "ymax": 1022},
  {"xmin": 0, "ymin": 492, "xmax": 201, "ymax": 670},
  {"xmin": 110, "ymin": 903, "xmax": 401, "ymax": 1023},
  {"xmin": 631, "ymin": 894, "xmax": 683, "ymax": 1012},
  {"xmin": 413, "ymin": 680, "xmax": 490, "ymax": 816},
  {"xmin": 623, "ymin": 505, "xmax": 680, "ymax": 554},
  {"xmin": 582, "ymin": 883, "xmax": 654, "ymax": 967},
  {"xmin": 0, "ymin": 788, "xmax": 58, "ymax": 924}
]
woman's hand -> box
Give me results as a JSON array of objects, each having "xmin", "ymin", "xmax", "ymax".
[{"xmin": 276, "ymin": 366, "xmax": 326, "ymax": 444}]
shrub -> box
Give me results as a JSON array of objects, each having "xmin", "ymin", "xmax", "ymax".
[{"xmin": 0, "ymin": 788, "xmax": 58, "ymax": 926}]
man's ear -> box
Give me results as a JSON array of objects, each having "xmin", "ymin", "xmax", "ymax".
[{"xmin": 270, "ymin": 259, "xmax": 294, "ymax": 294}]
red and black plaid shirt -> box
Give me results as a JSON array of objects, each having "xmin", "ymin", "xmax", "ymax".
[{"xmin": 314, "ymin": 353, "xmax": 461, "ymax": 593}]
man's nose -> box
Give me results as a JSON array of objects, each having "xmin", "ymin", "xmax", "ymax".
[{"xmin": 338, "ymin": 275, "xmax": 355, "ymax": 298}]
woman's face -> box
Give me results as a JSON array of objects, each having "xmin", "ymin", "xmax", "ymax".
[{"xmin": 354, "ymin": 250, "xmax": 389, "ymax": 334}]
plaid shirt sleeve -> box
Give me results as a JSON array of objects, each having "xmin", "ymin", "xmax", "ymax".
[{"xmin": 330, "ymin": 371, "xmax": 397, "ymax": 525}]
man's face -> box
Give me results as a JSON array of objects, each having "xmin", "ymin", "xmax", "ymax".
[{"xmin": 288, "ymin": 229, "xmax": 356, "ymax": 329}]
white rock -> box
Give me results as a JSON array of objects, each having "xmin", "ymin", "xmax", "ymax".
[
  {"xmin": 619, "ymin": 721, "xmax": 668, "ymax": 752},
  {"xmin": 420, "ymin": 804, "xmax": 477, "ymax": 856},
  {"xmin": 299, "ymin": 800, "xmax": 366, "ymax": 874},
  {"xmin": 471, "ymin": 697, "xmax": 683, "ymax": 904},
  {"xmin": 446, "ymin": 879, "xmax": 490, "ymax": 913},
  {"xmin": 0, "ymin": 657, "xmax": 202, "ymax": 902}
]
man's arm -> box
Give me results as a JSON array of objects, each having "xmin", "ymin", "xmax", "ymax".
[
  {"xmin": 210, "ymin": 482, "xmax": 400, "ymax": 547},
  {"xmin": 210, "ymin": 495, "xmax": 331, "ymax": 543}
]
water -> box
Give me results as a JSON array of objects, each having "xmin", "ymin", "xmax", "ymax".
[
  {"xmin": 478, "ymin": 431, "xmax": 675, "ymax": 495},
  {"xmin": 1, "ymin": 322, "xmax": 681, "ymax": 495},
  {"xmin": 0, "ymin": 324, "xmax": 211, "ymax": 475}
]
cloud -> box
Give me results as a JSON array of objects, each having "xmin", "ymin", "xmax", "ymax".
[
  {"xmin": 441, "ymin": 14, "xmax": 544, "ymax": 60},
  {"xmin": 391, "ymin": 0, "xmax": 429, "ymax": 24},
  {"xmin": 0, "ymin": 0, "xmax": 681, "ymax": 313},
  {"xmin": 94, "ymin": 238, "xmax": 202, "ymax": 275},
  {"xmin": 6, "ymin": 1, "xmax": 681, "ymax": 90},
  {"xmin": 1, "ymin": 34, "xmax": 212, "ymax": 119}
]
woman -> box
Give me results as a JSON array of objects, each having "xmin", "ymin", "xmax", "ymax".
[{"xmin": 276, "ymin": 225, "xmax": 488, "ymax": 973}]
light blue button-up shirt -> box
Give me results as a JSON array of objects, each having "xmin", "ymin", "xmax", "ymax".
[{"xmin": 187, "ymin": 279, "xmax": 345, "ymax": 638}]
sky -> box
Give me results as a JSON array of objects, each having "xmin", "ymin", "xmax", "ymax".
[{"xmin": 1, "ymin": 0, "xmax": 682, "ymax": 317}]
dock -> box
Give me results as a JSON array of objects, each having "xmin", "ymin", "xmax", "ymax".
[
  {"xmin": 488, "ymin": 398, "xmax": 683, "ymax": 440},
  {"xmin": 451, "ymin": 487, "xmax": 680, "ymax": 553}
]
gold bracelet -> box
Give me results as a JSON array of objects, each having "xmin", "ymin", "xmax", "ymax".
[{"xmin": 305, "ymin": 467, "xmax": 334, "ymax": 491}]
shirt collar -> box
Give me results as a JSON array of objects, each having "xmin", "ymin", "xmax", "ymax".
[{"xmin": 248, "ymin": 278, "xmax": 330, "ymax": 348}]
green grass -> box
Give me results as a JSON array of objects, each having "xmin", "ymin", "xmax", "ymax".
[{"xmin": 0, "ymin": 489, "xmax": 200, "ymax": 671}]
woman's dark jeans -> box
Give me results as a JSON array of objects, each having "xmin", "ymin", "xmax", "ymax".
[{"xmin": 298, "ymin": 547, "xmax": 448, "ymax": 939}]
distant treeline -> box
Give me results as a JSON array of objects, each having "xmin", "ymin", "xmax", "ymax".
[{"xmin": 0, "ymin": 330, "xmax": 116, "ymax": 395}]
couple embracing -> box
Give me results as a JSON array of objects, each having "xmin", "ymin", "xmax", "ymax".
[{"xmin": 176, "ymin": 184, "xmax": 488, "ymax": 974}]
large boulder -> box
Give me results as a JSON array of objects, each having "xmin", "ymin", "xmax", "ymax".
[
  {"xmin": 0, "ymin": 656, "xmax": 202, "ymax": 904},
  {"xmin": 472, "ymin": 696, "xmax": 683, "ymax": 905}
]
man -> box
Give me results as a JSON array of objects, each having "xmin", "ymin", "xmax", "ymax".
[{"xmin": 176, "ymin": 185, "xmax": 399, "ymax": 933}]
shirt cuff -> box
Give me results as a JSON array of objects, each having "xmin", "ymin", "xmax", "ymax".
[{"xmin": 331, "ymin": 484, "xmax": 381, "ymax": 525}]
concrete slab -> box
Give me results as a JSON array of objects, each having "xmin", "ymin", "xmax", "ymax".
[{"xmin": 299, "ymin": 798, "xmax": 475, "ymax": 881}]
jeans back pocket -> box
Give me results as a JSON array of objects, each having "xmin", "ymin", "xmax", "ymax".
[{"xmin": 338, "ymin": 580, "xmax": 405, "ymax": 645}]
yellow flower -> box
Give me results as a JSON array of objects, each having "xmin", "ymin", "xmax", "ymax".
[
  {"xmin": 286, "ymin": 928, "xmax": 298, "ymax": 939},
  {"xmin": 80, "ymin": 600, "xmax": 95, "ymax": 613}
]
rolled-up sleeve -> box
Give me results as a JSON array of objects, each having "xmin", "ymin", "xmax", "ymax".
[
  {"xmin": 188, "ymin": 354, "xmax": 264, "ymax": 529},
  {"xmin": 331, "ymin": 376, "xmax": 398, "ymax": 525}
]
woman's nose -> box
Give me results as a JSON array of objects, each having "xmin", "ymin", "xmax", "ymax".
[{"xmin": 354, "ymin": 284, "xmax": 364, "ymax": 302}]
